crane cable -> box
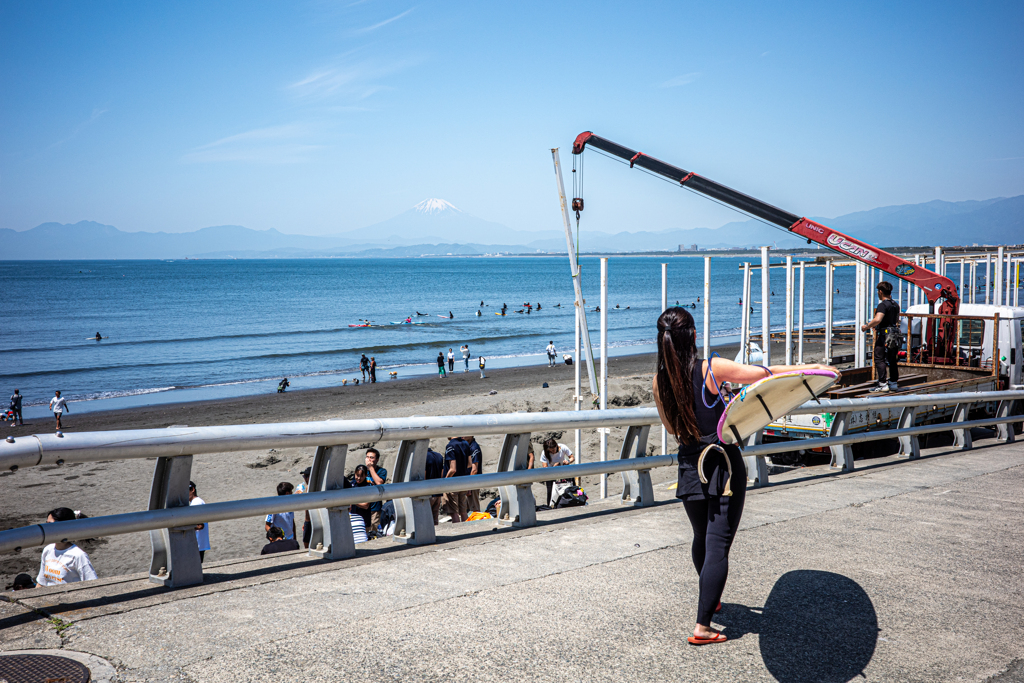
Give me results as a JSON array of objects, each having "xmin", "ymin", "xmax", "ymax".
[{"xmin": 571, "ymin": 151, "xmax": 584, "ymax": 264}]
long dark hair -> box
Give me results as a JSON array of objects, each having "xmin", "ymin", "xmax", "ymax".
[{"xmin": 656, "ymin": 307, "xmax": 702, "ymax": 444}]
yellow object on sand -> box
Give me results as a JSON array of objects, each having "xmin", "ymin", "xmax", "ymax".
[{"xmin": 466, "ymin": 511, "xmax": 491, "ymax": 521}]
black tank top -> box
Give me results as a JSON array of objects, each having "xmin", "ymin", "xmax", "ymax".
[{"xmin": 686, "ymin": 361, "xmax": 725, "ymax": 447}]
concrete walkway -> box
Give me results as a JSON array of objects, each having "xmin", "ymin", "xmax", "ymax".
[{"xmin": 2, "ymin": 439, "xmax": 1023, "ymax": 682}]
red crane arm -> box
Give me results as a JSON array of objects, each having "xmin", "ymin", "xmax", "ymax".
[{"xmin": 573, "ymin": 131, "xmax": 959, "ymax": 314}]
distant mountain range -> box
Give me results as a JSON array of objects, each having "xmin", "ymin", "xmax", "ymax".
[{"xmin": 2, "ymin": 195, "xmax": 1021, "ymax": 260}]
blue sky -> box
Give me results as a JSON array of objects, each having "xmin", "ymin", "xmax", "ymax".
[{"xmin": 1, "ymin": 1, "xmax": 1022, "ymax": 236}]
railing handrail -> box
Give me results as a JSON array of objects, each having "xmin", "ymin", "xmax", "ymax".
[
  {"xmin": 3, "ymin": 392, "xmax": 1021, "ymax": 470},
  {"xmin": 0, "ymin": 389, "xmax": 1020, "ymax": 558},
  {"xmin": 0, "ymin": 453, "xmax": 677, "ymax": 554}
]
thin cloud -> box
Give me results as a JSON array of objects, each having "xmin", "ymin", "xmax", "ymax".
[
  {"xmin": 49, "ymin": 107, "xmax": 109, "ymax": 149},
  {"xmin": 760, "ymin": 51, "xmax": 771, "ymax": 58},
  {"xmin": 288, "ymin": 57, "xmax": 416, "ymax": 102},
  {"xmin": 659, "ymin": 72, "xmax": 701, "ymax": 88},
  {"xmin": 355, "ymin": 7, "xmax": 413, "ymax": 33},
  {"xmin": 181, "ymin": 123, "xmax": 326, "ymax": 164}
]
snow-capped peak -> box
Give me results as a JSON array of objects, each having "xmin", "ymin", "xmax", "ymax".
[{"xmin": 414, "ymin": 198, "xmax": 461, "ymax": 215}]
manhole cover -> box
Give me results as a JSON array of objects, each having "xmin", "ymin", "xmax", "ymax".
[{"xmin": 0, "ymin": 653, "xmax": 90, "ymax": 683}]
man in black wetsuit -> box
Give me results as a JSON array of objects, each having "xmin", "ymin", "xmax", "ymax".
[{"xmin": 862, "ymin": 280, "xmax": 901, "ymax": 392}]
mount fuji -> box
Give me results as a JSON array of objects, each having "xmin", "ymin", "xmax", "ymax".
[{"xmin": 339, "ymin": 199, "xmax": 560, "ymax": 246}]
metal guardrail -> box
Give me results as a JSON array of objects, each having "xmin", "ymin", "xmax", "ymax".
[{"xmin": 1, "ymin": 391, "xmax": 1020, "ymax": 588}]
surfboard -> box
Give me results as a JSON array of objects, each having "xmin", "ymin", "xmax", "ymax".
[
  {"xmin": 348, "ymin": 324, "xmax": 371, "ymax": 328},
  {"xmin": 718, "ymin": 369, "xmax": 839, "ymax": 445},
  {"xmin": 86, "ymin": 336, "xmax": 108, "ymax": 340}
]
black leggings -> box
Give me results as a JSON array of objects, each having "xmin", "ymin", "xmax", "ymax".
[{"xmin": 682, "ymin": 486, "xmax": 746, "ymax": 626}]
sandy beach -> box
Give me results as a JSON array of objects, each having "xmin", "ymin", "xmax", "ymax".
[{"xmin": 1, "ymin": 338, "xmax": 828, "ymax": 588}]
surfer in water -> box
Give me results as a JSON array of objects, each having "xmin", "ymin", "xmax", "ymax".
[
  {"xmin": 653, "ymin": 307, "xmax": 835, "ymax": 646},
  {"xmin": 94, "ymin": 332, "xmax": 102, "ymax": 340}
]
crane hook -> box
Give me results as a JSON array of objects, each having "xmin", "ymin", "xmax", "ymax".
[{"xmin": 571, "ymin": 197, "xmax": 584, "ymax": 221}]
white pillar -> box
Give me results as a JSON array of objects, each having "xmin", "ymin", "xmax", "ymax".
[
  {"xmin": 915, "ymin": 255, "xmax": 923, "ymax": 307},
  {"xmin": 1015, "ymin": 259, "xmax": 1020, "ymax": 307},
  {"xmin": 855, "ymin": 263, "xmax": 865, "ymax": 367},
  {"xmin": 985, "ymin": 254, "xmax": 991, "ymax": 305},
  {"xmin": 995, "ymin": 247, "xmax": 1004, "ymax": 306},
  {"xmin": 599, "ymin": 257, "xmax": 608, "ymax": 499},
  {"xmin": 935, "ymin": 246, "xmax": 943, "ymax": 281},
  {"xmin": 574, "ymin": 303, "xmax": 581, "ymax": 467},
  {"xmin": 703, "ymin": 257, "xmax": 711, "ymax": 360},
  {"xmin": 959, "ymin": 260, "xmax": 965, "ymax": 300},
  {"xmin": 1005, "ymin": 250, "xmax": 1012, "ymax": 306},
  {"xmin": 970, "ymin": 260, "xmax": 976, "ymax": 304},
  {"xmin": 825, "ymin": 262, "xmax": 834, "ymax": 363},
  {"xmin": 740, "ymin": 263, "xmax": 751, "ymax": 363},
  {"xmin": 797, "ymin": 261, "xmax": 806, "ymax": 364},
  {"xmin": 785, "ymin": 255, "xmax": 794, "ymax": 366},
  {"xmin": 661, "ymin": 263, "xmax": 667, "ymax": 457},
  {"xmin": 761, "ymin": 246, "xmax": 771, "ymax": 366}
]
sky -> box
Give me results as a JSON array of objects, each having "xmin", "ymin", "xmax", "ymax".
[{"xmin": 1, "ymin": 1, "xmax": 1022, "ymax": 237}]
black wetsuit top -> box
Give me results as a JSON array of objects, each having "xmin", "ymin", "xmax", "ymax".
[{"xmin": 676, "ymin": 363, "xmax": 744, "ymax": 501}]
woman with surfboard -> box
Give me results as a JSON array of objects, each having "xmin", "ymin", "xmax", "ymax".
[{"xmin": 653, "ymin": 307, "xmax": 836, "ymax": 646}]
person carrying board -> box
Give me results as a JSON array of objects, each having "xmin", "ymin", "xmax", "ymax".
[{"xmin": 653, "ymin": 307, "xmax": 835, "ymax": 646}]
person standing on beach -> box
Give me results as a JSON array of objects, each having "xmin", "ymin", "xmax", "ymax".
[
  {"xmin": 9, "ymin": 389, "xmax": 23, "ymax": 426},
  {"xmin": 365, "ymin": 448, "xmax": 388, "ymax": 537},
  {"xmin": 546, "ymin": 341, "xmax": 557, "ymax": 367},
  {"xmin": 479, "ymin": 356, "xmax": 486, "ymax": 378},
  {"xmin": 437, "ymin": 352, "xmax": 447, "ymax": 378},
  {"xmin": 360, "ymin": 354, "xmax": 370, "ymax": 382},
  {"xmin": 49, "ymin": 390, "xmax": 68, "ymax": 431},
  {"xmin": 463, "ymin": 436, "xmax": 483, "ymax": 512},
  {"xmin": 443, "ymin": 437, "xmax": 471, "ymax": 523},
  {"xmin": 188, "ymin": 482, "xmax": 210, "ymax": 563},
  {"xmin": 462, "ymin": 345, "xmax": 471, "ymax": 372},
  {"xmin": 369, "ymin": 357, "xmax": 377, "ymax": 383},
  {"xmin": 447, "ymin": 348, "xmax": 455, "ymax": 373},
  {"xmin": 296, "ymin": 467, "xmax": 312, "ymax": 549}
]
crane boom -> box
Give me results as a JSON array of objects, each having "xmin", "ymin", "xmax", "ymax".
[{"xmin": 572, "ymin": 132, "xmax": 959, "ymax": 315}]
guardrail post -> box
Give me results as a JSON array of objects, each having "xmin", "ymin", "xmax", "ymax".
[
  {"xmin": 308, "ymin": 445, "xmax": 355, "ymax": 560},
  {"xmin": 619, "ymin": 425, "xmax": 654, "ymax": 506},
  {"xmin": 828, "ymin": 412, "xmax": 855, "ymax": 471},
  {"xmin": 952, "ymin": 403, "xmax": 973, "ymax": 450},
  {"xmin": 148, "ymin": 455, "xmax": 203, "ymax": 587},
  {"xmin": 743, "ymin": 430, "xmax": 769, "ymax": 486},
  {"xmin": 496, "ymin": 433, "xmax": 535, "ymax": 527},
  {"xmin": 995, "ymin": 400, "xmax": 1017, "ymax": 443},
  {"xmin": 896, "ymin": 406, "xmax": 920, "ymax": 459},
  {"xmin": 391, "ymin": 439, "xmax": 435, "ymax": 546}
]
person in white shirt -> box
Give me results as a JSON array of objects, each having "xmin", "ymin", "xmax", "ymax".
[
  {"xmin": 188, "ymin": 481, "xmax": 210, "ymax": 562},
  {"xmin": 49, "ymin": 390, "xmax": 69, "ymax": 430},
  {"xmin": 540, "ymin": 438, "xmax": 574, "ymax": 506},
  {"xmin": 37, "ymin": 507, "xmax": 97, "ymax": 586},
  {"xmin": 447, "ymin": 348, "xmax": 455, "ymax": 373},
  {"xmin": 461, "ymin": 344, "xmax": 471, "ymax": 372},
  {"xmin": 546, "ymin": 342, "xmax": 557, "ymax": 367},
  {"xmin": 265, "ymin": 481, "xmax": 296, "ymax": 540}
]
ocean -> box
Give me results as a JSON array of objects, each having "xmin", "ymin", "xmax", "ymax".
[{"xmin": 0, "ymin": 256, "xmax": 862, "ymax": 416}]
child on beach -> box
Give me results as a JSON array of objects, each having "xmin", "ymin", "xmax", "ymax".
[{"xmin": 479, "ymin": 356, "xmax": 486, "ymax": 379}]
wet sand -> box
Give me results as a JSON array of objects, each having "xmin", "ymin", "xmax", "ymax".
[{"xmin": 1, "ymin": 339, "xmax": 829, "ymax": 587}]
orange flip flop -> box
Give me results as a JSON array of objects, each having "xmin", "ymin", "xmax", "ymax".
[{"xmin": 688, "ymin": 631, "xmax": 727, "ymax": 646}]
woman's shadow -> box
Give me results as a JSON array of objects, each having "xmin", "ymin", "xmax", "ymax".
[{"xmin": 715, "ymin": 570, "xmax": 879, "ymax": 683}]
